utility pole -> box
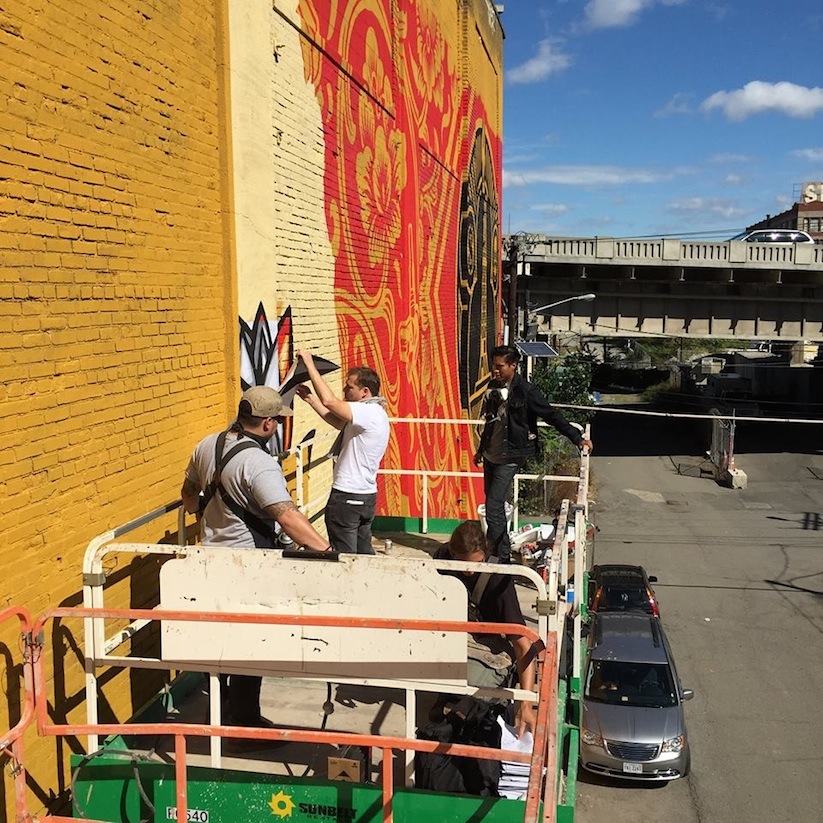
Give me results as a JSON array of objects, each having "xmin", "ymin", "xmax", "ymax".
[{"xmin": 502, "ymin": 232, "xmax": 540, "ymax": 341}]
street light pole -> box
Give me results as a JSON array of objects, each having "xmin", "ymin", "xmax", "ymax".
[
  {"xmin": 506, "ymin": 245, "xmax": 518, "ymax": 344},
  {"xmin": 526, "ymin": 292, "xmax": 596, "ymax": 345},
  {"xmin": 529, "ymin": 292, "xmax": 596, "ymax": 317}
]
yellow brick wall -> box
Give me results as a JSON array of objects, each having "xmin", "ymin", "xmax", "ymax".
[
  {"xmin": 0, "ymin": 0, "xmax": 505, "ymax": 815},
  {"xmin": 0, "ymin": 0, "xmax": 233, "ymax": 816}
]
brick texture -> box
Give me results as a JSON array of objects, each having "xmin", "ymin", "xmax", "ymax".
[
  {"xmin": 0, "ymin": 0, "xmax": 505, "ymax": 814},
  {"xmin": 0, "ymin": 0, "xmax": 231, "ymax": 814}
]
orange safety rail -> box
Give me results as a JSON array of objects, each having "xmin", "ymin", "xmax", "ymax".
[
  {"xmin": 21, "ymin": 606, "xmax": 559, "ymax": 823},
  {"xmin": 0, "ymin": 606, "xmax": 36, "ymax": 823}
]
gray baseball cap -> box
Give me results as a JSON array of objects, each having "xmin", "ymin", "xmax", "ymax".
[{"xmin": 238, "ymin": 386, "xmax": 293, "ymax": 418}]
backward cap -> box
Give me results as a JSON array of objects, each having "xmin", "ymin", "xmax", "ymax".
[{"xmin": 239, "ymin": 385, "xmax": 293, "ymax": 418}]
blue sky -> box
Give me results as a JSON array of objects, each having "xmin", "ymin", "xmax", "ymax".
[{"xmin": 501, "ymin": 1, "xmax": 823, "ymax": 239}]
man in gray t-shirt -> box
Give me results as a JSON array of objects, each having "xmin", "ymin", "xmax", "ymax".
[
  {"xmin": 181, "ymin": 386, "xmax": 332, "ymax": 726},
  {"xmin": 182, "ymin": 386, "xmax": 332, "ymax": 552}
]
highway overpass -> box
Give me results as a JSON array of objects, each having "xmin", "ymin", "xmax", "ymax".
[{"xmin": 513, "ymin": 235, "xmax": 823, "ymax": 341}]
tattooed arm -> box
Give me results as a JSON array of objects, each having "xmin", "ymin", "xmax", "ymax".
[{"xmin": 264, "ymin": 500, "xmax": 332, "ymax": 552}]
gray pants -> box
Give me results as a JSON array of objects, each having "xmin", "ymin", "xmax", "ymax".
[{"xmin": 325, "ymin": 488, "xmax": 377, "ymax": 554}]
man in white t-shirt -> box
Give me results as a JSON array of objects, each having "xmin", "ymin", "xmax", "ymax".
[
  {"xmin": 296, "ymin": 350, "xmax": 390, "ymax": 554},
  {"xmin": 180, "ymin": 385, "xmax": 332, "ymax": 727}
]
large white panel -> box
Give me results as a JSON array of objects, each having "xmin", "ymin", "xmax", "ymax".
[{"xmin": 161, "ymin": 548, "xmax": 468, "ymax": 685}]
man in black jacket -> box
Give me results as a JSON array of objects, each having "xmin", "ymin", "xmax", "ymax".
[{"xmin": 473, "ymin": 345, "xmax": 593, "ymax": 563}]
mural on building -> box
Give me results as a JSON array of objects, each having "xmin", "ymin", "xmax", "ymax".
[
  {"xmin": 458, "ymin": 127, "xmax": 500, "ymax": 429},
  {"xmin": 239, "ymin": 302, "xmax": 294, "ymax": 454},
  {"xmin": 296, "ymin": 0, "xmax": 502, "ymax": 519}
]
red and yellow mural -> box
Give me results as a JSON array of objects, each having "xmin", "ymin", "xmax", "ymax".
[{"xmin": 296, "ymin": 0, "xmax": 502, "ymax": 521}]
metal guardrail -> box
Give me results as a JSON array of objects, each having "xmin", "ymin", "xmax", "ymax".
[
  {"xmin": 17, "ymin": 607, "xmax": 559, "ymax": 823},
  {"xmin": 0, "ymin": 606, "xmax": 36, "ymax": 820},
  {"xmin": 279, "ymin": 417, "xmax": 588, "ymax": 532}
]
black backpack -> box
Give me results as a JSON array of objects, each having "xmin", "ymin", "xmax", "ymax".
[{"xmin": 415, "ymin": 696, "xmax": 503, "ymax": 796}]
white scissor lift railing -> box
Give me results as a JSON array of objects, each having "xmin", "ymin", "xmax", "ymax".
[{"xmin": 79, "ymin": 530, "xmax": 556, "ymax": 809}]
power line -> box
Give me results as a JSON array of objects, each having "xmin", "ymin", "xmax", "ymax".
[
  {"xmin": 608, "ymin": 228, "xmax": 744, "ymax": 240},
  {"xmin": 552, "ymin": 402, "xmax": 823, "ymax": 425}
]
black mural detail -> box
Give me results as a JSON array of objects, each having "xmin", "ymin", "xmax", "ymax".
[
  {"xmin": 238, "ymin": 301, "xmax": 293, "ymax": 454},
  {"xmin": 457, "ymin": 128, "xmax": 500, "ymax": 435},
  {"xmin": 239, "ymin": 302, "xmax": 293, "ymax": 391}
]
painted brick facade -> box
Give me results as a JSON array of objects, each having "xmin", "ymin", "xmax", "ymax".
[
  {"xmin": 231, "ymin": 0, "xmax": 503, "ymax": 522},
  {"xmin": 0, "ymin": 0, "xmax": 503, "ymax": 815},
  {"xmin": 0, "ymin": 1, "xmax": 232, "ymax": 814}
]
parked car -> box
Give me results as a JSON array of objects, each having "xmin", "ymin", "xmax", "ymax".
[
  {"xmin": 581, "ymin": 612, "xmax": 693, "ymax": 781},
  {"xmin": 588, "ymin": 564, "xmax": 660, "ymax": 617},
  {"xmin": 729, "ymin": 229, "xmax": 814, "ymax": 244}
]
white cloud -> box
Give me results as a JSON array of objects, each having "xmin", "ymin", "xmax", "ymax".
[
  {"xmin": 503, "ymin": 164, "xmax": 671, "ymax": 187},
  {"xmin": 655, "ymin": 92, "xmax": 694, "ymax": 117},
  {"xmin": 701, "ymin": 81, "xmax": 823, "ymax": 121},
  {"xmin": 503, "ymin": 152, "xmax": 540, "ymax": 164},
  {"xmin": 530, "ymin": 203, "xmax": 570, "ymax": 215},
  {"xmin": 705, "ymin": 3, "xmax": 731, "ymax": 22},
  {"xmin": 666, "ymin": 197, "xmax": 748, "ymax": 219},
  {"xmin": 791, "ymin": 147, "xmax": 823, "ymax": 162},
  {"xmin": 507, "ymin": 39, "xmax": 571, "ymax": 84},
  {"xmin": 722, "ymin": 173, "xmax": 743, "ymax": 186},
  {"xmin": 584, "ymin": 0, "xmax": 686, "ymax": 29},
  {"xmin": 708, "ymin": 153, "xmax": 751, "ymax": 164}
]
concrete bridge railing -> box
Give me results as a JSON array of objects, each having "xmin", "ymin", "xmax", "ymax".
[{"xmin": 530, "ymin": 237, "xmax": 823, "ymax": 270}]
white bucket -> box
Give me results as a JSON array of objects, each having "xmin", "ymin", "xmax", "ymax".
[{"xmin": 477, "ymin": 502, "xmax": 514, "ymax": 535}]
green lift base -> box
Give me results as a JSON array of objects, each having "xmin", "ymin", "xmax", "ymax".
[{"xmin": 71, "ymin": 759, "xmax": 539, "ymax": 822}]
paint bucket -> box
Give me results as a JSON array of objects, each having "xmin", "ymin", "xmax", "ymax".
[{"xmin": 477, "ymin": 502, "xmax": 513, "ymax": 535}]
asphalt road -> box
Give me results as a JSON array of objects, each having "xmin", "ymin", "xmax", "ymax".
[{"xmin": 575, "ymin": 408, "xmax": 823, "ymax": 823}]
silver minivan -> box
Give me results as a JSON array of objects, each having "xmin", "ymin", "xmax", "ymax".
[{"xmin": 581, "ymin": 613, "xmax": 693, "ymax": 781}]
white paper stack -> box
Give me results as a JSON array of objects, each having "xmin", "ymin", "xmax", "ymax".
[{"xmin": 497, "ymin": 716, "xmax": 535, "ymax": 800}]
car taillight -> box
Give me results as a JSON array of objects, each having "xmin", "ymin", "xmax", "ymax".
[{"xmin": 648, "ymin": 592, "xmax": 659, "ymax": 616}]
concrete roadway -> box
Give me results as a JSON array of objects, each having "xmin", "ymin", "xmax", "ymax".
[{"xmin": 576, "ymin": 409, "xmax": 823, "ymax": 823}]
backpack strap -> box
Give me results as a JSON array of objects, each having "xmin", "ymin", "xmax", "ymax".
[
  {"xmin": 469, "ymin": 574, "xmax": 491, "ymax": 617},
  {"xmin": 468, "ymin": 557, "xmax": 499, "ymax": 621},
  {"xmin": 200, "ymin": 429, "xmax": 277, "ymax": 544},
  {"xmin": 200, "ymin": 430, "xmax": 260, "ymax": 510},
  {"xmin": 217, "ymin": 484, "xmax": 277, "ymax": 544}
]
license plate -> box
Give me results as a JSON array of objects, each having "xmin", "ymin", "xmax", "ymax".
[{"xmin": 622, "ymin": 762, "xmax": 643, "ymax": 774}]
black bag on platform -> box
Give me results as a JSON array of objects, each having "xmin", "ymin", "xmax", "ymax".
[{"xmin": 414, "ymin": 696, "xmax": 503, "ymax": 796}]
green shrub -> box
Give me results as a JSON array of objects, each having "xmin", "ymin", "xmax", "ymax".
[{"xmin": 518, "ymin": 353, "xmax": 595, "ymax": 517}]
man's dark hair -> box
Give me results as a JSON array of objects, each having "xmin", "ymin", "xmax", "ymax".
[
  {"xmin": 349, "ymin": 366, "xmax": 381, "ymax": 396},
  {"xmin": 490, "ymin": 344, "xmax": 520, "ymax": 365},
  {"xmin": 236, "ymin": 403, "xmax": 269, "ymax": 428},
  {"xmin": 449, "ymin": 520, "xmax": 489, "ymax": 559}
]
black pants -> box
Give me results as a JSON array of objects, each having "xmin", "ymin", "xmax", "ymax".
[
  {"xmin": 483, "ymin": 458, "xmax": 526, "ymax": 562},
  {"xmin": 325, "ymin": 488, "xmax": 377, "ymax": 554},
  {"xmin": 227, "ymin": 674, "xmax": 262, "ymax": 725}
]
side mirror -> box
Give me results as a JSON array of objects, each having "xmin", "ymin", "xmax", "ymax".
[
  {"xmin": 681, "ymin": 688, "xmax": 694, "ymax": 701},
  {"xmin": 648, "ymin": 575, "xmax": 658, "ymax": 583}
]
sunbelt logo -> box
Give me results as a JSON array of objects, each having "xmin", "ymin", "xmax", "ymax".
[
  {"xmin": 297, "ymin": 803, "xmax": 356, "ymax": 820},
  {"xmin": 267, "ymin": 790, "xmax": 357, "ymax": 820},
  {"xmin": 268, "ymin": 791, "xmax": 296, "ymax": 819}
]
